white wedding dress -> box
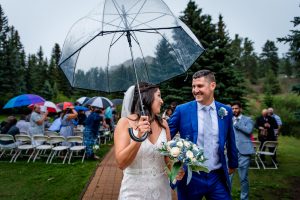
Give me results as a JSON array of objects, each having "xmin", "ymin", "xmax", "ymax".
[{"xmin": 118, "ymin": 128, "xmax": 172, "ymax": 200}]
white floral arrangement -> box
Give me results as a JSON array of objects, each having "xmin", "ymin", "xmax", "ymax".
[
  {"xmin": 218, "ymin": 107, "xmax": 228, "ymax": 119},
  {"xmin": 93, "ymin": 144, "xmax": 100, "ymax": 153},
  {"xmin": 158, "ymin": 138, "xmax": 208, "ymax": 185}
]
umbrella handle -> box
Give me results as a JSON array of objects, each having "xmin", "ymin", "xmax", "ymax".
[{"xmin": 128, "ymin": 128, "xmax": 148, "ymax": 142}]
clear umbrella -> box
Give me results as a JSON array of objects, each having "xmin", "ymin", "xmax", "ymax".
[{"xmin": 59, "ymin": 0, "xmax": 204, "ymax": 141}]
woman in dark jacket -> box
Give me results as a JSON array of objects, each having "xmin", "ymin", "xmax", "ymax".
[{"xmin": 83, "ymin": 106, "xmax": 107, "ymax": 159}]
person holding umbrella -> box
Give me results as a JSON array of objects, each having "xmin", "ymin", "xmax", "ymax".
[
  {"xmin": 83, "ymin": 106, "xmax": 107, "ymax": 160},
  {"xmin": 60, "ymin": 106, "xmax": 78, "ymax": 145},
  {"xmin": 29, "ymin": 105, "xmax": 48, "ymax": 141}
]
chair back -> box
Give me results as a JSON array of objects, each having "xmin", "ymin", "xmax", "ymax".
[
  {"xmin": 15, "ymin": 135, "xmax": 32, "ymax": 143},
  {"xmin": 0, "ymin": 134, "xmax": 15, "ymax": 142},
  {"xmin": 252, "ymin": 140, "xmax": 261, "ymax": 152},
  {"xmin": 48, "ymin": 136, "xmax": 66, "ymax": 145},
  {"xmin": 67, "ymin": 136, "xmax": 83, "ymax": 144},
  {"xmin": 261, "ymin": 141, "xmax": 278, "ymax": 154},
  {"xmin": 33, "ymin": 135, "xmax": 49, "ymax": 143},
  {"xmin": 45, "ymin": 131, "xmax": 59, "ymax": 137}
]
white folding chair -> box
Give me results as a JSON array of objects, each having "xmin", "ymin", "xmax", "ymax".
[
  {"xmin": 45, "ymin": 131, "xmax": 59, "ymax": 137},
  {"xmin": 0, "ymin": 134, "xmax": 17, "ymax": 160},
  {"xmin": 257, "ymin": 141, "xmax": 278, "ymax": 169},
  {"xmin": 249, "ymin": 140, "xmax": 261, "ymax": 169},
  {"xmin": 11, "ymin": 135, "xmax": 35, "ymax": 163},
  {"xmin": 46, "ymin": 136, "xmax": 69, "ymax": 164},
  {"xmin": 67, "ymin": 136, "xmax": 86, "ymax": 164},
  {"xmin": 32, "ymin": 135, "xmax": 53, "ymax": 162}
]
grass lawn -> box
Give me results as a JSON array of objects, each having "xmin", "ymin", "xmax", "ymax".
[
  {"xmin": 0, "ymin": 142, "xmax": 113, "ymax": 200},
  {"xmin": 231, "ymin": 136, "xmax": 300, "ymax": 200}
]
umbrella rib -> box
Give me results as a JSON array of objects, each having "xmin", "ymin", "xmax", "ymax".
[
  {"xmin": 130, "ymin": 31, "xmax": 151, "ymax": 82},
  {"xmin": 86, "ymin": 16, "xmax": 125, "ymax": 30},
  {"xmin": 128, "ymin": 0, "xmax": 147, "ymax": 27},
  {"xmin": 106, "ymin": 20, "xmax": 125, "ymax": 92},
  {"xmin": 128, "ymin": 15, "xmax": 188, "ymax": 72},
  {"xmin": 129, "ymin": 13, "xmax": 168, "ymax": 29}
]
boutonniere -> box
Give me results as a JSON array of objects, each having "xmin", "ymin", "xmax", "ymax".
[{"xmin": 218, "ymin": 107, "xmax": 228, "ymax": 119}]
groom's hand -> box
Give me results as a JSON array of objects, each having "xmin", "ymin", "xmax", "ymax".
[
  {"xmin": 228, "ymin": 168, "xmax": 236, "ymax": 175},
  {"xmin": 175, "ymin": 168, "xmax": 185, "ymax": 181}
]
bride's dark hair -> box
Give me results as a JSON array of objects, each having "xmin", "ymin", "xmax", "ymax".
[{"xmin": 130, "ymin": 82, "xmax": 165, "ymax": 129}]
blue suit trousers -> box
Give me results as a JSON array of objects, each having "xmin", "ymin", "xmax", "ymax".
[{"xmin": 177, "ymin": 169, "xmax": 231, "ymax": 200}]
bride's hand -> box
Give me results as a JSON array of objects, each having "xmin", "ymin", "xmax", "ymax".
[
  {"xmin": 175, "ymin": 168, "xmax": 185, "ymax": 181},
  {"xmin": 136, "ymin": 116, "xmax": 150, "ymax": 137}
]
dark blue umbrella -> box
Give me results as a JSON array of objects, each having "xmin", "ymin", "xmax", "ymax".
[
  {"xmin": 3, "ymin": 94, "xmax": 45, "ymax": 109},
  {"xmin": 75, "ymin": 105, "xmax": 89, "ymax": 112}
]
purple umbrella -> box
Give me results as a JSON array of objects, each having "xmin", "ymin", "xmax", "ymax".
[{"xmin": 3, "ymin": 94, "xmax": 45, "ymax": 109}]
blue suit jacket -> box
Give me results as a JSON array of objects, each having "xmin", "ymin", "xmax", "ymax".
[
  {"xmin": 168, "ymin": 100, "xmax": 238, "ymax": 189},
  {"xmin": 233, "ymin": 115, "xmax": 255, "ymax": 155}
]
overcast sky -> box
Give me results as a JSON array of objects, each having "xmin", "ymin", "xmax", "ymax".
[{"xmin": 0, "ymin": 0, "xmax": 299, "ymax": 58}]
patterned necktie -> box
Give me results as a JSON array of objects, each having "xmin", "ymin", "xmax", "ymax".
[{"xmin": 202, "ymin": 106, "xmax": 213, "ymax": 162}]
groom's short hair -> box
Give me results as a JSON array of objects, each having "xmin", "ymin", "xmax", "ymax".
[{"xmin": 192, "ymin": 69, "xmax": 216, "ymax": 83}]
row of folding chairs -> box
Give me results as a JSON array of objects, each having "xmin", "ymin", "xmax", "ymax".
[
  {"xmin": 0, "ymin": 134, "xmax": 86, "ymax": 164},
  {"xmin": 250, "ymin": 140, "xmax": 278, "ymax": 170}
]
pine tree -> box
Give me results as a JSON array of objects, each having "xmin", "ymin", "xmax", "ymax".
[
  {"xmin": 278, "ymin": 7, "xmax": 300, "ymax": 77},
  {"xmin": 263, "ymin": 69, "xmax": 281, "ymax": 94},
  {"xmin": 241, "ymin": 38, "xmax": 259, "ymax": 83},
  {"xmin": 260, "ymin": 40, "xmax": 280, "ymax": 76}
]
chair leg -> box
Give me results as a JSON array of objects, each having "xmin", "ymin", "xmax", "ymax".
[
  {"xmin": 63, "ymin": 151, "xmax": 69, "ymax": 164},
  {"xmin": 68, "ymin": 151, "xmax": 74, "ymax": 164},
  {"xmin": 82, "ymin": 150, "xmax": 86, "ymax": 163},
  {"xmin": 13, "ymin": 150, "xmax": 22, "ymax": 163},
  {"xmin": 28, "ymin": 149, "xmax": 35, "ymax": 163},
  {"xmin": 10, "ymin": 150, "xmax": 18, "ymax": 163},
  {"xmin": 33, "ymin": 149, "xmax": 41, "ymax": 162},
  {"xmin": 46, "ymin": 151, "xmax": 53, "ymax": 164},
  {"xmin": 258, "ymin": 154, "xmax": 266, "ymax": 169},
  {"xmin": 50, "ymin": 151, "xmax": 57, "ymax": 163},
  {"xmin": 0, "ymin": 151, "xmax": 5, "ymax": 159}
]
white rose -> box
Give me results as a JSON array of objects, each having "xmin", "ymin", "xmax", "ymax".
[
  {"xmin": 170, "ymin": 147, "xmax": 180, "ymax": 157},
  {"xmin": 183, "ymin": 141, "xmax": 191, "ymax": 148},
  {"xmin": 176, "ymin": 141, "xmax": 183, "ymax": 148},
  {"xmin": 186, "ymin": 150, "xmax": 194, "ymax": 159},
  {"xmin": 200, "ymin": 155, "xmax": 204, "ymax": 160},
  {"xmin": 192, "ymin": 158, "xmax": 197, "ymax": 162},
  {"xmin": 192, "ymin": 144, "xmax": 199, "ymax": 151}
]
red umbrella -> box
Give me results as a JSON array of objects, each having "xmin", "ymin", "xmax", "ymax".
[
  {"xmin": 56, "ymin": 102, "xmax": 74, "ymax": 110},
  {"xmin": 28, "ymin": 101, "xmax": 61, "ymax": 113}
]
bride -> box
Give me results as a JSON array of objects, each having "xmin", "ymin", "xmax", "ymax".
[{"xmin": 114, "ymin": 82, "xmax": 174, "ymax": 200}]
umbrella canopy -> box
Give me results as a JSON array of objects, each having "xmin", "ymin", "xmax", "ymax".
[
  {"xmin": 112, "ymin": 98, "xmax": 123, "ymax": 106},
  {"xmin": 59, "ymin": 0, "xmax": 204, "ymax": 92},
  {"xmin": 3, "ymin": 94, "xmax": 45, "ymax": 109},
  {"xmin": 28, "ymin": 101, "xmax": 61, "ymax": 113},
  {"xmin": 75, "ymin": 105, "xmax": 89, "ymax": 112},
  {"xmin": 57, "ymin": 102, "xmax": 74, "ymax": 110},
  {"xmin": 83, "ymin": 96, "xmax": 113, "ymax": 109},
  {"xmin": 76, "ymin": 97, "xmax": 90, "ymax": 105}
]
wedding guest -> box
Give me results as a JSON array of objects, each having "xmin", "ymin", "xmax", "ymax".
[
  {"xmin": 168, "ymin": 69, "xmax": 238, "ymax": 200},
  {"xmin": 16, "ymin": 115, "xmax": 30, "ymax": 135},
  {"xmin": 115, "ymin": 82, "xmax": 182, "ymax": 199},
  {"xmin": 230, "ymin": 102, "xmax": 254, "ymax": 200},
  {"xmin": 83, "ymin": 106, "xmax": 104, "ymax": 160},
  {"xmin": 0, "ymin": 116, "xmax": 20, "ymax": 144},
  {"xmin": 60, "ymin": 106, "xmax": 78, "ymax": 145},
  {"xmin": 29, "ymin": 105, "xmax": 48, "ymax": 137},
  {"xmin": 268, "ymin": 107, "xmax": 282, "ymax": 138},
  {"xmin": 255, "ymin": 109, "xmax": 278, "ymax": 163},
  {"xmin": 162, "ymin": 107, "xmax": 173, "ymax": 121}
]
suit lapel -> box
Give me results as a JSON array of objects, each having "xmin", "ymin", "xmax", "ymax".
[
  {"xmin": 215, "ymin": 101, "xmax": 225, "ymax": 146},
  {"xmin": 190, "ymin": 101, "xmax": 198, "ymax": 144}
]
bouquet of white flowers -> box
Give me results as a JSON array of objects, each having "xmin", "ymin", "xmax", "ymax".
[{"xmin": 158, "ymin": 138, "xmax": 209, "ymax": 185}]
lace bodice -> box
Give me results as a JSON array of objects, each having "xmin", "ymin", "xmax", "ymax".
[{"xmin": 118, "ymin": 129, "xmax": 171, "ymax": 200}]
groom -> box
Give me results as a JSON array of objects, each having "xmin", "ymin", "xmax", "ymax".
[{"xmin": 169, "ymin": 69, "xmax": 238, "ymax": 199}]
